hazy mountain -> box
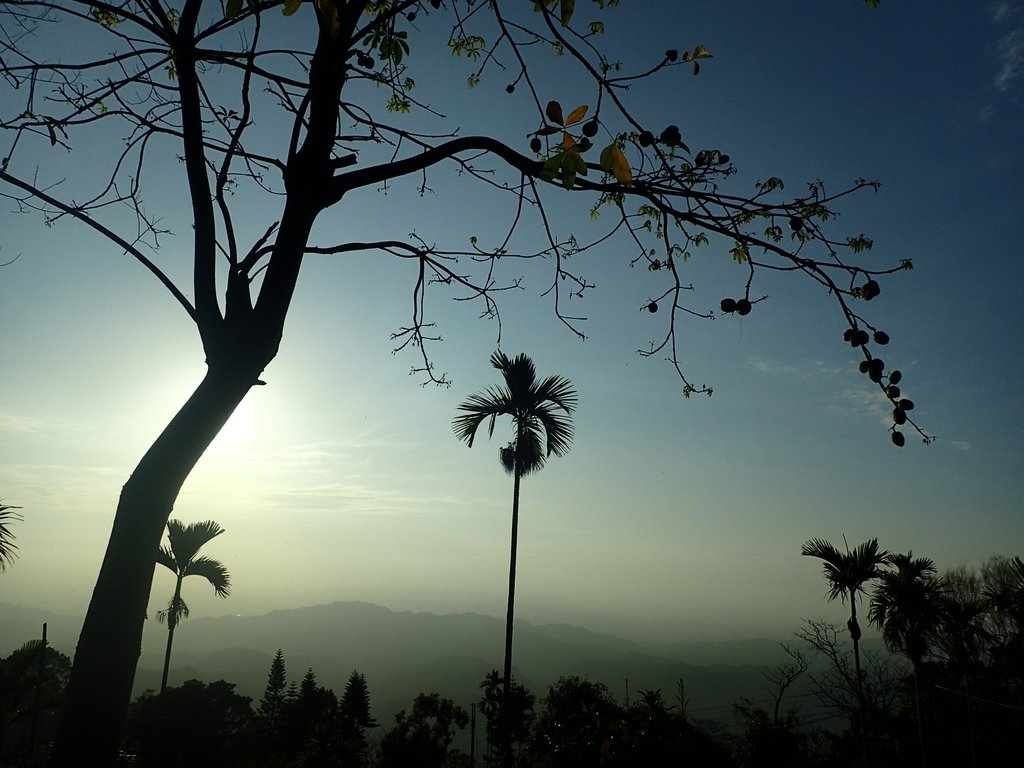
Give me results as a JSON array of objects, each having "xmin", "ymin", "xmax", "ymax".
[{"xmin": 1, "ymin": 601, "xmax": 793, "ymax": 726}]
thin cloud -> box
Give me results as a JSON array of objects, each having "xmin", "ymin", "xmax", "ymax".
[
  {"xmin": 991, "ymin": 2, "xmax": 1024, "ymax": 92},
  {"xmin": 996, "ymin": 28, "xmax": 1024, "ymax": 91},
  {"xmin": 745, "ymin": 356, "xmax": 844, "ymax": 380}
]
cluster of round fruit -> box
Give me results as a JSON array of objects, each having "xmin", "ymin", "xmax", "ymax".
[
  {"xmin": 355, "ymin": 51, "xmax": 375, "ymax": 69},
  {"xmin": 844, "ymin": 326, "xmax": 889, "ymax": 352},
  {"xmin": 720, "ymin": 297, "xmax": 751, "ymax": 316},
  {"xmin": 845, "ymin": 329, "xmax": 916, "ymax": 446},
  {"xmin": 636, "ymin": 125, "xmax": 684, "ymax": 149}
]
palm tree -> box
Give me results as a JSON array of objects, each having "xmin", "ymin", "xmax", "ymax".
[
  {"xmin": 935, "ymin": 566, "xmax": 992, "ymax": 768},
  {"xmin": 453, "ymin": 351, "xmax": 577, "ymax": 764},
  {"xmin": 155, "ymin": 519, "xmax": 231, "ymax": 693},
  {"xmin": 0, "ymin": 502, "xmax": 22, "ymax": 572},
  {"xmin": 869, "ymin": 551, "xmax": 941, "ymax": 768},
  {"xmin": 801, "ymin": 536, "xmax": 887, "ymax": 760}
]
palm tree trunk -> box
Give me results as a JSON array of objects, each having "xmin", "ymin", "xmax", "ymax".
[
  {"xmin": 849, "ymin": 600, "xmax": 869, "ymax": 767},
  {"xmin": 963, "ymin": 672, "xmax": 977, "ymax": 768},
  {"xmin": 910, "ymin": 660, "xmax": 927, "ymax": 768},
  {"xmin": 51, "ymin": 364, "xmax": 259, "ymax": 767},
  {"xmin": 160, "ymin": 579, "xmax": 184, "ymax": 694},
  {"xmin": 501, "ymin": 460, "xmax": 523, "ymax": 768}
]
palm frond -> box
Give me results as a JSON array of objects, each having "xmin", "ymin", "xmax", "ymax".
[
  {"xmin": 0, "ymin": 502, "xmax": 23, "ymax": 571},
  {"xmin": 455, "ymin": 351, "xmax": 577, "ymax": 478},
  {"xmin": 156, "ymin": 545, "xmax": 178, "ymax": 575},
  {"xmin": 166, "ymin": 519, "xmax": 226, "ymax": 567},
  {"xmin": 186, "ymin": 555, "xmax": 232, "ymax": 598},
  {"xmin": 802, "ymin": 537, "xmax": 887, "ymax": 603}
]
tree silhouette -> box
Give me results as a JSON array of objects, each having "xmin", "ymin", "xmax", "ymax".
[
  {"xmin": 0, "ymin": 640, "xmax": 71, "ymax": 763},
  {"xmin": 378, "ymin": 692, "xmax": 469, "ymax": 768},
  {"xmin": 869, "ymin": 551, "xmax": 941, "ymax": 768},
  {"xmin": 0, "ymin": 502, "xmax": 22, "ymax": 573},
  {"xmin": 155, "ymin": 519, "xmax": 231, "ymax": 694},
  {"xmin": 801, "ymin": 537, "xmax": 887, "ymax": 761},
  {"xmin": 258, "ymin": 649, "xmax": 288, "ymax": 760},
  {"xmin": 454, "ymin": 350, "xmax": 576, "ymax": 763},
  {"xmin": 339, "ymin": 670, "xmax": 378, "ymax": 765},
  {"xmin": 0, "ymin": 2, "xmax": 924, "ymax": 760},
  {"xmin": 124, "ymin": 679, "xmax": 256, "ymax": 768}
]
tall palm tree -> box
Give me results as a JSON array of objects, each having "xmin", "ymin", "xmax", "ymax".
[
  {"xmin": 453, "ymin": 351, "xmax": 577, "ymax": 764},
  {"xmin": 0, "ymin": 502, "xmax": 22, "ymax": 572},
  {"xmin": 935, "ymin": 566, "xmax": 992, "ymax": 768},
  {"xmin": 155, "ymin": 519, "xmax": 231, "ymax": 693},
  {"xmin": 869, "ymin": 551, "xmax": 941, "ymax": 768},
  {"xmin": 801, "ymin": 536, "xmax": 887, "ymax": 761}
]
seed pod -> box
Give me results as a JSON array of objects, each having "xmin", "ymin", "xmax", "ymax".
[
  {"xmin": 736, "ymin": 298, "xmax": 751, "ymax": 316},
  {"xmin": 659, "ymin": 124, "xmax": 682, "ymax": 145},
  {"xmin": 889, "ymin": 370, "xmax": 902, "ymax": 385},
  {"xmin": 582, "ymin": 119, "xmax": 599, "ymax": 138},
  {"xmin": 893, "ymin": 407, "xmax": 907, "ymax": 425},
  {"xmin": 862, "ymin": 280, "xmax": 880, "ymax": 301},
  {"xmin": 843, "ymin": 328, "xmax": 855, "ymax": 342},
  {"xmin": 720, "ymin": 298, "xmax": 736, "ymax": 313},
  {"xmin": 530, "ymin": 137, "xmax": 542, "ymax": 153},
  {"xmin": 638, "ymin": 130, "xmax": 655, "ymax": 147},
  {"xmin": 647, "ymin": 301, "xmax": 658, "ymax": 313},
  {"xmin": 886, "ymin": 385, "xmax": 901, "ymax": 399},
  {"xmin": 858, "ymin": 360, "xmax": 870, "ymax": 374},
  {"xmin": 898, "ymin": 398, "xmax": 915, "ymax": 411},
  {"xmin": 873, "ymin": 330, "xmax": 890, "ymax": 345},
  {"xmin": 892, "ymin": 431, "xmax": 906, "ymax": 447}
]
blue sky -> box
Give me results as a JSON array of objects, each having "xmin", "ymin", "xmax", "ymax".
[{"xmin": 1, "ymin": 1, "xmax": 1022, "ymax": 644}]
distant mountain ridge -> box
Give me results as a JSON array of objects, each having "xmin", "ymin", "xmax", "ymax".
[{"xmin": 0, "ymin": 600, "xmax": 794, "ymax": 725}]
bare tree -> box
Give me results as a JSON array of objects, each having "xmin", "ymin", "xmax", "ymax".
[
  {"xmin": 760, "ymin": 643, "xmax": 810, "ymax": 725},
  {"xmin": 796, "ymin": 618, "xmax": 904, "ymax": 728},
  {"xmin": 0, "ymin": 1, "xmax": 929, "ymax": 762}
]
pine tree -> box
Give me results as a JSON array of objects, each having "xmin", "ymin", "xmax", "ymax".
[
  {"xmin": 341, "ymin": 671, "xmax": 378, "ymax": 730},
  {"xmin": 258, "ymin": 649, "xmax": 288, "ymax": 761},
  {"xmin": 339, "ymin": 670, "xmax": 378, "ymax": 766},
  {"xmin": 258, "ymin": 649, "xmax": 287, "ymax": 724}
]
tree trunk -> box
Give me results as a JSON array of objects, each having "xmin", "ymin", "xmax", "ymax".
[
  {"xmin": 911, "ymin": 660, "xmax": 927, "ymax": 768},
  {"xmin": 51, "ymin": 363, "xmax": 260, "ymax": 767},
  {"xmin": 160, "ymin": 578, "xmax": 184, "ymax": 694},
  {"xmin": 501, "ymin": 460, "xmax": 523, "ymax": 767},
  {"xmin": 849, "ymin": 600, "xmax": 869, "ymax": 767}
]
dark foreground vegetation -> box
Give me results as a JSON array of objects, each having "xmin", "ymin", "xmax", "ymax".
[{"xmin": 1, "ymin": 552, "xmax": 1021, "ymax": 768}]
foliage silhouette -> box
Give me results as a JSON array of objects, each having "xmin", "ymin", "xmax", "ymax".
[
  {"xmin": 869, "ymin": 551, "xmax": 941, "ymax": 767},
  {"xmin": 454, "ymin": 350, "xmax": 576, "ymax": 763},
  {"xmin": 0, "ymin": 640, "xmax": 71, "ymax": 764},
  {"xmin": 124, "ymin": 679, "xmax": 256, "ymax": 768},
  {"xmin": 155, "ymin": 519, "xmax": 231, "ymax": 694},
  {"xmin": 253, "ymin": 651, "xmax": 378, "ymax": 767},
  {"xmin": 478, "ymin": 669, "xmax": 535, "ymax": 766},
  {"xmin": 378, "ymin": 692, "xmax": 469, "ymax": 768},
  {"xmin": 0, "ymin": 1, "xmax": 925, "ymax": 760}
]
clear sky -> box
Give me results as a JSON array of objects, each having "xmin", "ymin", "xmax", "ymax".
[{"xmin": 1, "ymin": 1, "xmax": 1022, "ymax": 645}]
